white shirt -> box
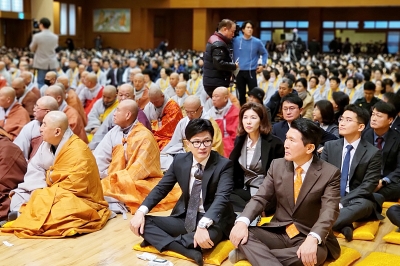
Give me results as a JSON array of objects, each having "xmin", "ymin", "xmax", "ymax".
[
  {"xmin": 341, "ymin": 138, "xmax": 361, "ymax": 193},
  {"xmin": 246, "ymin": 137, "xmax": 258, "ymax": 168}
]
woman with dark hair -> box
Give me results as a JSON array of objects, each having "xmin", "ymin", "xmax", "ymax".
[
  {"xmin": 313, "ymin": 100, "xmax": 339, "ymax": 138},
  {"xmin": 343, "ymin": 77, "xmax": 358, "ymax": 103},
  {"xmin": 294, "ymin": 78, "xmax": 314, "ymax": 120},
  {"xmin": 331, "ymin": 91, "xmax": 350, "ymax": 124},
  {"xmin": 229, "ymin": 102, "xmax": 284, "ymax": 212},
  {"xmin": 375, "ymin": 79, "xmax": 385, "ymax": 99}
]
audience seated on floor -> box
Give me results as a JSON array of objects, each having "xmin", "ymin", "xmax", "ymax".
[
  {"xmin": 13, "ymin": 77, "xmax": 39, "ymax": 120},
  {"xmin": 2, "ymin": 111, "xmax": 111, "ymax": 238},
  {"xmin": 79, "ymin": 73, "xmax": 104, "ymax": 115},
  {"xmin": 132, "ymin": 73, "xmax": 150, "ymax": 110}
]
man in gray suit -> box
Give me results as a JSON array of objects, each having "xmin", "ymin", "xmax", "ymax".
[
  {"xmin": 230, "ymin": 118, "xmax": 341, "ymax": 266},
  {"xmin": 29, "ymin": 18, "xmax": 58, "ymax": 88},
  {"xmin": 321, "ymin": 104, "xmax": 384, "ymax": 242}
]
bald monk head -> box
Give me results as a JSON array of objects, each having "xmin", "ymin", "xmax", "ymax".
[
  {"xmin": 212, "ymin": 86, "xmax": 229, "ymax": 109},
  {"xmin": 148, "ymin": 87, "xmax": 165, "ymax": 108},
  {"xmin": 85, "ymin": 73, "xmax": 98, "ymax": 89},
  {"xmin": 78, "ymin": 64, "xmax": 85, "ymax": 73},
  {"xmin": 113, "ymin": 99, "xmax": 139, "ymax": 128},
  {"xmin": 55, "ymin": 82, "xmax": 66, "ymax": 93},
  {"xmin": 56, "ymin": 76, "xmax": 69, "ymax": 90},
  {"xmin": 0, "ymin": 87, "xmax": 16, "ymax": 109},
  {"xmin": 175, "ymin": 82, "xmax": 187, "ymax": 98},
  {"xmin": 20, "ymin": 71, "xmax": 33, "ymax": 86},
  {"xmin": 183, "ymin": 95, "xmax": 203, "ymax": 120},
  {"xmin": 117, "ymin": 84, "xmax": 135, "ymax": 102},
  {"xmin": 45, "ymin": 85, "xmax": 65, "ymax": 106},
  {"xmin": 40, "ymin": 111, "xmax": 69, "ymax": 146},
  {"xmin": 80, "ymin": 71, "xmax": 89, "ymax": 86},
  {"xmin": 129, "ymin": 68, "xmax": 141, "ymax": 82},
  {"xmin": 34, "ymin": 96, "xmax": 59, "ymax": 122},
  {"xmin": 102, "ymin": 85, "xmax": 117, "ymax": 107},
  {"xmin": 44, "ymin": 71, "xmax": 57, "ymax": 86},
  {"xmin": 169, "ymin": 72, "xmax": 179, "ymax": 88},
  {"xmin": 133, "ymin": 73, "xmax": 145, "ymax": 91},
  {"xmin": 11, "ymin": 78, "xmax": 26, "ymax": 98}
]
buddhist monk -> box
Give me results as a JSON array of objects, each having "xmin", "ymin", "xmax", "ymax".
[
  {"xmin": 12, "ymin": 77, "xmax": 39, "ymax": 120},
  {"xmin": 14, "ymin": 96, "xmax": 59, "ymax": 160},
  {"xmin": 0, "ymin": 87, "xmax": 30, "ymax": 140},
  {"xmin": 45, "ymin": 85, "xmax": 88, "ymax": 143},
  {"xmin": 94, "ymin": 100, "xmax": 180, "ymax": 214},
  {"xmin": 3, "ymin": 111, "xmax": 111, "ymax": 238},
  {"xmin": 20, "ymin": 71, "xmax": 40, "ymax": 98},
  {"xmin": 79, "ymin": 73, "xmax": 104, "ymax": 115},
  {"xmin": 144, "ymin": 87, "xmax": 183, "ymax": 150},
  {"xmin": 132, "ymin": 73, "xmax": 150, "ymax": 109}
]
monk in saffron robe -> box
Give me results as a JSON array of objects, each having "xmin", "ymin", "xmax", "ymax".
[
  {"xmin": 89, "ymin": 84, "xmax": 151, "ymax": 150},
  {"xmin": 144, "ymin": 87, "xmax": 183, "ymax": 150},
  {"xmin": 79, "ymin": 73, "xmax": 104, "ymax": 115},
  {"xmin": 162, "ymin": 95, "xmax": 224, "ymax": 156},
  {"xmin": 2, "ymin": 111, "xmax": 111, "ymax": 238},
  {"xmin": 207, "ymin": 87, "xmax": 239, "ymax": 157},
  {"xmin": 57, "ymin": 75, "xmax": 87, "ymax": 126},
  {"xmin": 85, "ymin": 85, "xmax": 118, "ymax": 141},
  {"xmin": 0, "ymin": 87, "xmax": 30, "ymax": 140},
  {"xmin": 14, "ymin": 96, "xmax": 59, "ymax": 160},
  {"xmin": 0, "ymin": 133, "xmax": 27, "ymax": 225},
  {"xmin": 94, "ymin": 100, "xmax": 180, "ymax": 214},
  {"xmin": 45, "ymin": 85, "xmax": 89, "ymax": 143},
  {"xmin": 12, "ymin": 77, "xmax": 39, "ymax": 120}
]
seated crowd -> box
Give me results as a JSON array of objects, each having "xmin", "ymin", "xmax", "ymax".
[{"xmin": 1, "ymin": 26, "xmax": 400, "ymax": 266}]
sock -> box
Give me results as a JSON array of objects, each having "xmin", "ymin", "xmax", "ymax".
[{"xmin": 165, "ymin": 241, "xmax": 203, "ymax": 266}]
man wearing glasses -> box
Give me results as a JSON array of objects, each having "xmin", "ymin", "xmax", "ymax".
[
  {"xmin": 130, "ymin": 118, "xmax": 235, "ymax": 266},
  {"xmin": 321, "ymin": 104, "xmax": 384, "ymax": 241},
  {"xmin": 162, "ymin": 95, "xmax": 223, "ymax": 156}
]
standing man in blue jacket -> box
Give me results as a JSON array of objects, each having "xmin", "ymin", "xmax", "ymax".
[{"xmin": 233, "ymin": 21, "xmax": 268, "ymax": 106}]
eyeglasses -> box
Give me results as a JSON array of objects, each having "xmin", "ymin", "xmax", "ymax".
[
  {"xmin": 338, "ymin": 116, "xmax": 361, "ymax": 124},
  {"xmin": 185, "ymin": 106, "xmax": 201, "ymax": 115},
  {"xmin": 34, "ymin": 104, "xmax": 49, "ymax": 111},
  {"xmin": 190, "ymin": 139, "xmax": 212, "ymax": 148},
  {"xmin": 282, "ymin": 106, "xmax": 298, "ymax": 112}
]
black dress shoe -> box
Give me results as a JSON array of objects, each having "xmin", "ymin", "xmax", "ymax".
[
  {"xmin": 0, "ymin": 220, "xmax": 7, "ymax": 227},
  {"xmin": 8, "ymin": 211, "xmax": 18, "ymax": 222},
  {"xmin": 342, "ymin": 226, "xmax": 354, "ymax": 242},
  {"xmin": 140, "ymin": 240, "xmax": 151, "ymax": 247}
]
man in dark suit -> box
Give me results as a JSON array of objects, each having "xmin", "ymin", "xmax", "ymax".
[
  {"xmin": 230, "ymin": 118, "xmax": 341, "ymax": 266},
  {"xmin": 272, "ymin": 95, "xmax": 337, "ymax": 144},
  {"xmin": 362, "ymin": 101, "xmax": 400, "ymax": 202},
  {"xmin": 321, "ymin": 104, "xmax": 383, "ymax": 242},
  {"xmin": 130, "ymin": 119, "xmax": 235, "ymax": 266},
  {"xmin": 107, "ymin": 60, "xmax": 123, "ymax": 87},
  {"xmin": 354, "ymin": 81, "xmax": 380, "ymax": 115}
]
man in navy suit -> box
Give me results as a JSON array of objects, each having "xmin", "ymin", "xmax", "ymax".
[
  {"xmin": 106, "ymin": 60, "xmax": 123, "ymax": 87},
  {"xmin": 362, "ymin": 101, "xmax": 400, "ymax": 202},
  {"xmin": 130, "ymin": 118, "xmax": 235, "ymax": 266}
]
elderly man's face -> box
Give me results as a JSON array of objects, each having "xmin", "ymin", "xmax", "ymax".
[
  {"xmin": 12, "ymin": 81, "xmax": 25, "ymax": 98},
  {"xmin": 149, "ymin": 94, "xmax": 165, "ymax": 108}
]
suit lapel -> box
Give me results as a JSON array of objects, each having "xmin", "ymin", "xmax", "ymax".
[
  {"xmin": 201, "ymin": 151, "xmax": 218, "ymax": 202},
  {"xmin": 238, "ymin": 139, "xmax": 247, "ymax": 169},
  {"xmin": 349, "ymin": 140, "xmax": 367, "ymax": 181},
  {"xmin": 283, "ymin": 161, "xmax": 295, "ymax": 211},
  {"xmin": 294, "ymin": 158, "xmax": 322, "ymax": 211},
  {"xmin": 382, "ymin": 129, "xmax": 395, "ymax": 167},
  {"xmin": 333, "ymin": 140, "xmax": 344, "ymax": 169},
  {"xmin": 181, "ymin": 153, "xmax": 193, "ymax": 203},
  {"xmin": 261, "ymin": 135, "xmax": 272, "ymax": 173}
]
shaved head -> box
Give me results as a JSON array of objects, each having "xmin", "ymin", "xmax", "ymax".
[
  {"xmin": 41, "ymin": 111, "xmax": 69, "ymax": 145},
  {"xmin": 213, "ymin": 86, "xmax": 229, "ymax": 96},
  {"xmin": 45, "ymin": 85, "xmax": 65, "ymax": 105},
  {"xmin": 55, "ymin": 82, "xmax": 66, "ymax": 92},
  {"xmin": 11, "ymin": 78, "xmax": 26, "ymax": 98},
  {"xmin": 170, "ymin": 72, "xmax": 179, "ymax": 87},
  {"xmin": 57, "ymin": 76, "xmax": 69, "ymax": 89},
  {"xmin": 20, "ymin": 71, "xmax": 33, "ymax": 85},
  {"xmin": 149, "ymin": 87, "xmax": 164, "ymax": 97},
  {"xmin": 86, "ymin": 73, "xmax": 98, "ymax": 83},
  {"xmin": 0, "ymin": 87, "xmax": 16, "ymax": 109},
  {"xmin": 184, "ymin": 95, "xmax": 201, "ymax": 106},
  {"xmin": 212, "ymin": 86, "xmax": 229, "ymax": 109},
  {"xmin": 113, "ymin": 99, "xmax": 139, "ymax": 127},
  {"xmin": 149, "ymin": 87, "xmax": 165, "ymax": 108},
  {"xmin": 44, "ymin": 111, "xmax": 69, "ymax": 131},
  {"xmin": 45, "ymin": 71, "xmax": 57, "ymax": 80},
  {"xmin": 117, "ymin": 84, "xmax": 135, "ymax": 102},
  {"xmin": 34, "ymin": 96, "xmax": 59, "ymax": 121},
  {"xmin": 104, "ymin": 85, "xmax": 117, "ymax": 94},
  {"xmin": 103, "ymin": 85, "xmax": 117, "ymax": 105},
  {"xmin": 183, "ymin": 95, "xmax": 203, "ymax": 120}
]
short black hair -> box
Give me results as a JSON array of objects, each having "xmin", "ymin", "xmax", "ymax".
[
  {"xmin": 262, "ymin": 70, "xmax": 270, "ymax": 80},
  {"xmin": 309, "ymin": 76, "xmax": 318, "ymax": 85},
  {"xmin": 281, "ymin": 95, "xmax": 303, "ymax": 108},
  {"xmin": 185, "ymin": 118, "xmax": 214, "ymax": 140},
  {"xmin": 295, "ymin": 78, "xmax": 307, "ymax": 90},
  {"xmin": 39, "ymin": 18, "xmax": 51, "ymax": 29},
  {"xmin": 332, "ymin": 91, "xmax": 349, "ymax": 114},
  {"xmin": 142, "ymin": 68, "xmax": 151, "ymax": 76},
  {"xmin": 364, "ymin": 81, "xmax": 376, "ymax": 91},
  {"xmin": 372, "ymin": 101, "xmax": 397, "ymax": 119},
  {"xmin": 339, "ymin": 68, "xmax": 347, "ymax": 78},
  {"xmin": 344, "ymin": 104, "xmax": 370, "ymax": 126},
  {"xmin": 329, "ymin": 76, "xmax": 340, "ymax": 84},
  {"xmin": 113, "ymin": 59, "xmax": 120, "ymax": 67},
  {"xmin": 382, "ymin": 78, "xmax": 394, "ymax": 88},
  {"xmin": 290, "ymin": 118, "xmax": 322, "ymax": 149},
  {"xmin": 315, "ymin": 100, "xmax": 335, "ymax": 125},
  {"xmin": 164, "ymin": 68, "xmax": 172, "ymax": 76},
  {"xmin": 180, "ymin": 71, "xmax": 189, "ymax": 81},
  {"xmin": 363, "ymin": 70, "xmax": 371, "ymax": 81},
  {"xmin": 241, "ymin": 20, "xmax": 255, "ymax": 31}
]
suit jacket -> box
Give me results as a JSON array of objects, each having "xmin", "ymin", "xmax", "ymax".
[
  {"xmin": 141, "ymin": 150, "xmax": 236, "ymax": 236},
  {"xmin": 230, "ymin": 133, "xmax": 284, "ymax": 189},
  {"xmin": 106, "ymin": 68, "xmax": 123, "ymax": 87},
  {"xmin": 29, "ymin": 29, "xmax": 58, "ymax": 69},
  {"xmin": 362, "ymin": 128, "xmax": 400, "ymax": 183},
  {"xmin": 321, "ymin": 138, "xmax": 383, "ymax": 217},
  {"xmin": 392, "ymin": 116, "xmax": 400, "ymax": 134},
  {"xmin": 241, "ymin": 157, "xmax": 341, "ymax": 259}
]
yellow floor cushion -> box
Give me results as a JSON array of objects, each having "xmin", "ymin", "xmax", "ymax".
[
  {"xmin": 383, "ymin": 230, "xmax": 400, "ymax": 245},
  {"xmin": 383, "ymin": 202, "xmax": 399, "ymax": 208},
  {"xmin": 334, "ymin": 220, "xmax": 380, "ymax": 240},
  {"xmin": 133, "ymin": 240, "xmax": 235, "ymax": 265},
  {"xmin": 234, "ymin": 246, "xmax": 360, "ymax": 266},
  {"xmin": 356, "ymin": 252, "xmax": 400, "ymax": 265}
]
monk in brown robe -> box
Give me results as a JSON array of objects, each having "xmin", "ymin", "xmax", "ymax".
[
  {"xmin": 20, "ymin": 71, "xmax": 40, "ymax": 98},
  {"xmin": 0, "ymin": 133, "xmax": 27, "ymax": 225},
  {"xmin": 2, "ymin": 111, "xmax": 111, "ymax": 238},
  {"xmin": 12, "ymin": 77, "xmax": 39, "ymax": 120},
  {"xmin": 45, "ymin": 85, "xmax": 89, "ymax": 143},
  {"xmin": 0, "ymin": 87, "xmax": 30, "ymax": 140}
]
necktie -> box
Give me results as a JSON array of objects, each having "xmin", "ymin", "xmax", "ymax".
[
  {"xmin": 341, "ymin": 145, "xmax": 353, "ymax": 197},
  {"xmin": 184, "ymin": 163, "xmax": 203, "ymax": 233},
  {"xmin": 294, "ymin": 166, "xmax": 303, "ymax": 203},
  {"xmin": 376, "ymin": 137, "xmax": 384, "ymax": 150}
]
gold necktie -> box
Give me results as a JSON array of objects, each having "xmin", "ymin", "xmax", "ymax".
[{"xmin": 294, "ymin": 166, "xmax": 303, "ymax": 203}]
